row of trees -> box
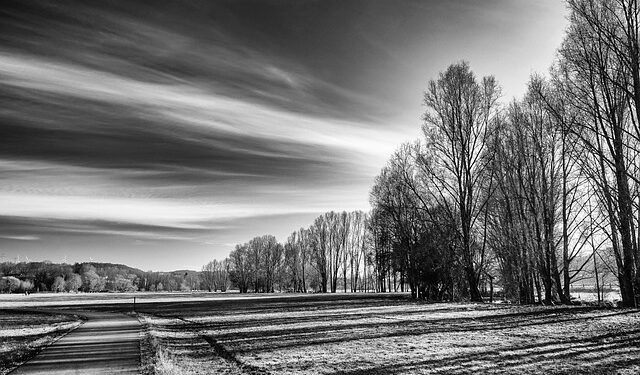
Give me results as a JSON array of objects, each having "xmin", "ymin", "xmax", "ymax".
[
  {"xmin": 553, "ymin": 0, "xmax": 640, "ymax": 307},
  {"xmin": 0, "ymin": 261, "xmax": 204, "ymax": 293},
  {"xmin": 0, "ymin": 262, "xmax": 141, "ymax": 293},
  {"xmin": 0, "ymin": 276, "xmax": 33, "ymax": 294},
  {"xmin": 220, "ymin": 211, "xmax": 373, "ymax": 294},
  {"xmin": 201, "ymin": 259, "xmax": 230, "ymax": 292},
  {"xmin": 369, "ymin": 0, "xmax": 639, "ymax": 306},
  {"xmin": 208, "ymin": 208, "xmax": 463, "ymax": 297},
  {"xmin": 211, "ymin": 0, "xmax": 638, "ymax": 306}
]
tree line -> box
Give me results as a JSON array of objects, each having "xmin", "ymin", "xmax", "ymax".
[
  {"xmin": 369, "ymin": 0, "xmax": 639, "ymax": 306},
  {"xmin": 0, "ymin": 261, "xmax": 202, "ymax": 294},
  {"xmin": 207, "ymin": 0, "xmax": 639, "ymax": 306},
  {"xmin": 223, "ymin": 211, "xmax": 372, "ymax": 294}
]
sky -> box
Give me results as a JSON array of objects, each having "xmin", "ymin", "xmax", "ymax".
[{"xmin": 0, "ymin": 0, "xmax": 568, "ymax": 271}]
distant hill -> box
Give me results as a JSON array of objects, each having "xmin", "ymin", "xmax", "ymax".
[{"xmin": 0, "ymin": 261, "xmax": 203, "ymax": 293}]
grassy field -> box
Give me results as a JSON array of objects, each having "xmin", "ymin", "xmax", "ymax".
[
  {"xmin": 132, "ymin": 294, "xmax": 640, "ymax": 375},
  {"xmin": 2, "ymin": 293, "xmax": 640, "ymax": 374},
  {"xmin": 0, "ymin": 309, "xmax": 83, "ymax": 374}
]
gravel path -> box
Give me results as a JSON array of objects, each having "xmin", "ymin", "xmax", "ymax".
[{"xmin": 11, "ymin": 311, "xmax": 140, "ymax": 375}]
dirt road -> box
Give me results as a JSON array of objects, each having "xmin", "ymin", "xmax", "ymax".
[{"xmin": 11, "ymin": 311, "xmax": 140, "ymax": 374}]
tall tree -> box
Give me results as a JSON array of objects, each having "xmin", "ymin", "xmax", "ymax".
[
  {"xmin": 310, "ymin": 215, "xmax": 329, "ymax": 293},
  {"xmin": 229, "ymin": 244, "xmax": 251, "ymax": 293},
  {"xmin": 553, "ymin": 0, "xmax": 640, "ymax": 306},
  {"xmin": 420, "ymin": 62, "xmax": 501, "ymax": 302},
  {"xmin": 201, "ymin": 261, "xmax": 217, "ymax": 292}
]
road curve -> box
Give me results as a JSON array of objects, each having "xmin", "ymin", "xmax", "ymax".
[{"xmin": 11, "ymin": 311, "xmax": 141, "ymax": 375}]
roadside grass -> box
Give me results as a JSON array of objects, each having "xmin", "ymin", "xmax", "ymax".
[
  {"xmin": 139, "ymin": 326, "xmax": 184, "ymax": 375},
  {"xmin": 135, "ymin": 294, "xmax": 640, "ymax": 375},
  {"xmin": 0, "ymin": 309, "xmax": 82, "ymax": 375},
  {"xmin": 138, "ymin": 313, "xmax": 244, "ymax": 375}
]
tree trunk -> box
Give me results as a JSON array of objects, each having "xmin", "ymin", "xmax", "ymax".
[
  {"xmin": 466, "ymin": 266, "xmax": 483, "ymax": 302},
  {"xmin": 594, "ymin": 251, "xmax": 601, "ymax": 304},
  {"xmin": 562, "ymin": 132, "xmax": 571, "ymax": 301},
  {"xmin": 613, "ymin": 128, "xmax": 637, "ymax": 307},
  {"xmin": 489, "ymin": 276, "xmax": 494, "ymax": 303}
]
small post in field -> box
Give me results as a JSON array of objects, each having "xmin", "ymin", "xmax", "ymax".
[{"xmin": 133, "ymin": 297, "xmax": 136, "ymax": 313}]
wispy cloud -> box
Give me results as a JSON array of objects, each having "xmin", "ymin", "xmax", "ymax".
[
  {"xmin": 0, "ymin": 235, "xmax": 40, "ymax": 241},
  {"xmin": 0, "ymin": 0, "xmax": 567, "ymax": 270}
]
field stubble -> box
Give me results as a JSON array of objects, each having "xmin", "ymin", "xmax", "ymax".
[
  {"xmin": 136, "ymin": 294, "xmax": 640, "ymax": 375},
  {"xmin": 0, "ymin": 309, "xmax": 83, "ymax": 374}
]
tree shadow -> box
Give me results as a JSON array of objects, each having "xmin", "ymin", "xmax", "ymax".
[{"xmin": 118, "ymin": 296, "xmax": 640, "ymax": 374}]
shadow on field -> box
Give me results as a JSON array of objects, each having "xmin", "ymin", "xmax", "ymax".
[
  {"xmin": 333, "ymin": 328, "xmax": 640, "ymax": 375},
  {"xmin": 175, "ymin": 307, "xmax": 637, "ymax": 353},
  {"xmin": 97, "ymin": 294, "xmax": 640, "ymax": 374}
]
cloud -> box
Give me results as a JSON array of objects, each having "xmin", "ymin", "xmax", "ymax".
[
  {"xmin": 0, "ymin": 53, "xmax": 400, "ymax": 175},
  {"xmin": 0, "ymin": 48, "xmax": 402, "ymax": 238},
  {"xmin": 0, "ymin": 210, "xmax": 322, "ymax": 246},
  {"xmin": 0, "ymin": 1, "xmax": 391, "ymax": 122},
  {"xmin": 0, "ymin": 215, "xmax": 208, "ymax": 241},
  {"xmin": 0, "ymin": 235, "xmax": 40, "ymax": 241},
  {"xmin": 0, "ymin": 0, "xmax": 567, "ymax": 270}
]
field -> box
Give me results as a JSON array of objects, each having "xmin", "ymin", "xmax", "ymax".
[
  {"xmin": 0, "ymin": 309, "xmax": 83, "ymax": 374},
  {"xmin": 2, "ymin": 293, "xmax": 640, "ymax": 374},
  {"xmin": 133, "ymin": 294, "xmax": 640, "ymax": 375}
]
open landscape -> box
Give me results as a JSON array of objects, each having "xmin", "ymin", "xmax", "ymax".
[
  {"xmin": 3, "ymin": 0, "xmax": 640, "ymax": 373},
  {"xmin": 2, "ymin": 293, "xmax": 640, "ymax": 374}
]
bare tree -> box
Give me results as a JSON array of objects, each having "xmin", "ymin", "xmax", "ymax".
[
  {"xmin": 553, "ymin": 0, "xmax": 640, "ymax": 306},
  {"xmin": 348, "ymin": 211, "xmax": 367, "ymax": 292},
  {"xmin": 229, "ymin": 244, "xmax": 251, "ymax": 293},
  {"xmin": 420, "ymin": 62, "xmax": 501, "ymax": 302},
  {"xmin": 201, "ymin": 261, "xmax": 216, "ymax": 292},
  {"xmin": 310, "ymin": 215, "xmax": 329, "ymax": 293}
]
